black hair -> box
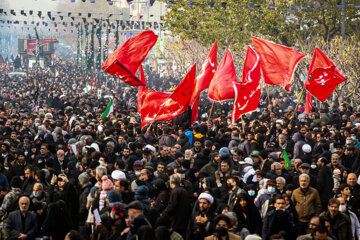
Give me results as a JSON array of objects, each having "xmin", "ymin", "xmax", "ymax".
[{"xmin": 214, "ymin": 214, "xmax": 231, "ymax": 228}]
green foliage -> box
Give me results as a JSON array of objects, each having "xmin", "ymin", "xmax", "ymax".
[{"xmin": 162, "ymin": 0, "xmax": 360, "ymax": 52}]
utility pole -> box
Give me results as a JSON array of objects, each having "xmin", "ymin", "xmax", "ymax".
[{"xmin": 341, "ymin": 0, "xmax": 346, "ymax": 39}]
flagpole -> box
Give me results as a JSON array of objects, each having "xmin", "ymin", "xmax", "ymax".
[
  {"xmin": 291, "ymin": 87, "xmax": 305, "ymax": 121},
  {"xmin": 207, "ymin": 100, "xmax": 215, "ymax": 124},
  {"xmin": 240, "ymin": 115, "xmax": 245, "ymax": 133},
  {"xmin": 265, "ymin": 85, "xmax": 271, "ymax": 108}
]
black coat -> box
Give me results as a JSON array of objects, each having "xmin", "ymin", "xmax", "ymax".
[
  {"xmin": 6, "ymin": 210, "xmax": 38, "ymax": 240},
  {"xmin": 162, "ymin": 186, "xmax": 191, "ymax": 231},
  {"xmin": 262, "ymin": 209, "xmax": 296, "ymax": 240},
  {"xmin": 233, "ymin": 201, "xmax": 262, "ymax": 235},
  {"xmin": 317, "ymin": 165, "xmax": 334, "ymax": 203},
  {"xmin": 79, "ymin": 182, "xmax": 92, "ymax": 225}
]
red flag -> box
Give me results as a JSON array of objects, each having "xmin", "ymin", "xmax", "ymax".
[
  {"xmin": 140, "ymin": 90, "xmax": 171, "ymax": 128},
  {"xmin": 137, "ymin": 65, "xmax": 147, "ymax": 113},
  {"xmin": 305, "ymin": 48, "xmax": 346, "ymax": 102},
  {"xmin": 304, "ymin": 91, "xmax": 312, "ymax": 114},
  {"xmin": 208, "ymin": 47, "xmax": 237, "ymax": 101},
  {"xmin": 231, "ymin": 46, "xmax": 262, "ymax": 123},
  {"xmin": 101, "ymin": 30, "xmax": 157, "ymax": 86},
  {"xmin": 140, "ymin": 63, "xmax": 197, "ymax": 128},
  {"xmin": 251, "ymin": 37, "xmax": 305, "ymax": 91},
  {"xmin": 190, "ymin": 41, "xmax": 218, "ymax": 123}
]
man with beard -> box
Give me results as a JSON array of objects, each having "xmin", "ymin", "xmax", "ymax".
[
  {"xmin": 53, "ymin": 149, "xmax": 68, "ymax": 174},
  {"xmin": 319, "ymin": 198, "xmax": 353, "ymax": 240},
  {"xmin": 22, "ymin": 165, "xmax": 36, "ymax": 196},
  {"xmin": 188, "ymin": 192, "xmax": 216, "ymax": 240},
  {"xmin": 262, "ymin": 196, "xmax": 296, "ymax": 240},
  {"xmin": 153, "ymin": 145, "xmax": 172, "ymax": 167},
  {"xmin": 6, "ymin": 196, "xmax": 38, "ymax": 239},
  {"xmin": 10, "ymin": 151, "xmax": 27, "ymax": 178}
]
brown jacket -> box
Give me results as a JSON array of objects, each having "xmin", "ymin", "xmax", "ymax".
[
  {"xmin": 205, "ymin": 232, "xmax": 241, "ymax": 240},
  {"xmin": 291, "ymin": 186, "xmax": 322, "ymax": 222}
]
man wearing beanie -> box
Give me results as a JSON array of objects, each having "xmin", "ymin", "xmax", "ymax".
[{"xmin": 167, "ymin": 152, "xmax": 184, "ymax": 171}]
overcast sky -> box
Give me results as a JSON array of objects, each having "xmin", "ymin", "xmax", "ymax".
[{"xmin": 0, "ymin": 0, "xmax": 58, "ymax": 11}]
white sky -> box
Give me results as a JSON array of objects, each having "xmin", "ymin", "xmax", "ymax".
[{"xmin": 0, "ymin": 0, "xmax": 59, "ymax": 11}]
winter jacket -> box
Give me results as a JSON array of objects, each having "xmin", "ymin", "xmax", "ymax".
[
  {"xmin": 262, "ymin": 209, "xmax": 296, "ymax": 240},
  {"xmin": 320, "ymin": 210, "xmax": 353, "ymax": 240},
  {"xmin": 238, "ymin": 140, "xmax": 251, "ymax": 157},
  {"xmin": 317, "ymin": 165, "xmax": 334, "ymax": 204},
  {"xmin": 199, "ymin": 160, "xmax": 218, "ymax": 178},
  {"xmin": 159, "ymin": 134, "xmax": 176, "ymax": 147},
  {"xmin": 228, "ymin": 137, "xmax": 240, "ymax": 150},
  {"xmin": 162, "ymin": 186, "xmax": 191, "ymax": 232},
  {"xmin": 291, "ymin": 187, "xmax": 322, "ymax": 223},
  {"xmin": 79, "ymin": 182, "xmax": 92, "ymax": 225},
  {"xmin": 348, "ymin": 209, "xmax": 360, "ymax": 239}
]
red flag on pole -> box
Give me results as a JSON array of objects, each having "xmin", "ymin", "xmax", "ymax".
[
  {"xmin": 231, "ymin": 46, "xmax": 262, "ymax": 123},
  {"xmin": 208, "ymin": 47, "xmax": 237, "ymax": 101},
  {"xmin": 140, "ymin": 63, "xmax": 197, "ymax": 128},
  {"xmin": 304, "ymin": 91, "xmax": 312, "ymax": 115},
  {"xmin": 251, "ymin": 37, "xmax": 305, "ymax": 91},
  {"xmin": 137, "ymin": 65, "xmax": 147, "ymax": 113},
  {"xmin": 102, "ymin": 30, "xmax": 157, "ymax": 86},
  {"xmin": 190, "ymin": 41, "xmax": 217, "ymax": 123},
  {"xmin": 305, "ymin": 48, "xmax": 346, "ymax": 102},
  {"xmin": 140, "ymin": 90, "xmax": 171, "ymax": 128}
]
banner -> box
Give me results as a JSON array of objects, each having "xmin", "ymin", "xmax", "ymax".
[{"xmin": 27, "ymin": 39, "xmax": 58, "ymax": 55}]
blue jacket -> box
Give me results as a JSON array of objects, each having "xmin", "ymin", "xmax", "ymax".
[{"xmin": 0, "ymin": 173, "xmax": 9, "ymax": 190}]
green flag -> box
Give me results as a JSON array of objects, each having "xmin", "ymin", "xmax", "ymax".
[
  {"xmin": 84, "ymin": 82, "xmax": 92, "ymax": 94},
  {"xmin": 280, "ymin": 149, "xmax": 291, "ymax": 170},
  {"xmin": 101, "ymin": 99, "xmax": 114, "ymax": 119}
]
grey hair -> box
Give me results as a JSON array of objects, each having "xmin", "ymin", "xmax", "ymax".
[
  {"xmin": 96, "ymin": 166, "xmax": 107, "ymax": 178},
  {"xmin": 272, "ymin": 162, "xmax": 282, "ymax": 168},
  {"xmin": 332, "ymin": 153, "xmax": 340, "ymax": 158},
  {"xmin": 276, "ymin": 177, "xmax": 286, "ymax": 184},
  {"xmin": 299, "ymin": 173, "xmax": 310, "ymax": 181},
  {"xmin": 106, "ymin": 141, "xmax": 115, "ymax": 148},
  {"xmin": 185, "ymin": 149, "xmax": 192, "ymax": 154},
  {"xmin": 34, "ymin": 182, "xmax": 43, "ymax": 190},
  {"xmin": 224, "ymin": 211, "xmax": 238, "ymax": 223},
  {"xmin": 170, "ymin": 173, "xmax": 181, "ymax": 187},
  {"xmin": 244, "ymin": 234, "xmax": 262, "ymax": 240}
]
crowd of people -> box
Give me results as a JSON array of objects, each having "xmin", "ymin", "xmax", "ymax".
[{"xmin": 0, "ymin": 57, "xmax": 360, "ymax": 240}]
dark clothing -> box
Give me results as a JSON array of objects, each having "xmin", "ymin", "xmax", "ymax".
[
  {"xmin": 238, "ymin": 139, "xmax": 251, "ymax": 157},
  {"xmin": 6, "ymin": 210, "xmax": 38, "ymax": 240},
  {"xmin": 158, "ymin": 134, "xmax": 176, "ymax": 147},
  {"xmin": 233, "ymin": 201, "xmax": 262, "ymax": 235},
  {"xmin": 162, "ymin": 186, "xmax": 191, "ymax": 234},
  {"xmin": 199, "ymin": 160, "xmax": 218, "ymax": 178},
  {"xmin": 21, "ymin": 177, "xmax": 36, "ymax": 196},
  {"xmin": 317, "ymin": 165, "xmax": 334, "ymax": 206},
  {"xmin": 79, "ymin": 182, "xmax": 92, "ymax": 225},
  {"xmin": 319, "ymin": 210, "xmax": 353, "ymax": 240},
  {"xmin": 262, "ymin": 209, "xmax": 296, "ymax": 240}
]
